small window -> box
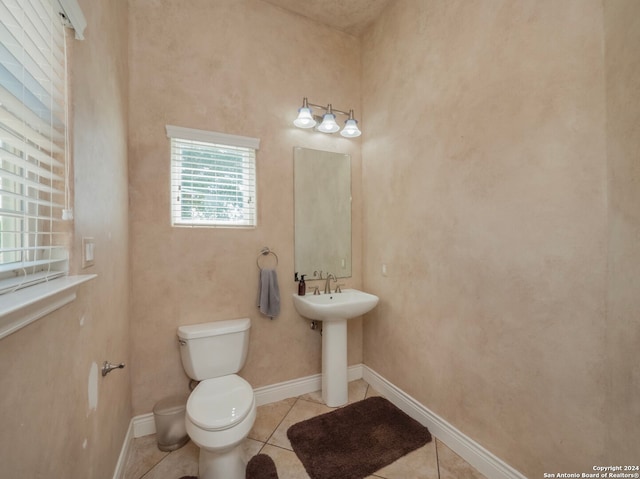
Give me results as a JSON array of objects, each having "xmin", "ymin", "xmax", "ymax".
[{"xmin": 166, "ymin": 125, "xmax": 259, "ymax": 228}]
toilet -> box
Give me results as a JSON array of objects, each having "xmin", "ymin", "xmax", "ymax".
[{"xmin": 177, "ymin": 318, "xmax": 256, "ymax": 479}]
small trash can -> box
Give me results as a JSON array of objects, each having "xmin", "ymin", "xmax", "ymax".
[{"xmin": 153, "ymin": 393, "xmax": 189, "ymax": 451}]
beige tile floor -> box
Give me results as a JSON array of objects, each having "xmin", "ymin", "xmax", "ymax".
[{"xmin": 123, "ymin": 380, "xmax": 487, "ymax": 479}]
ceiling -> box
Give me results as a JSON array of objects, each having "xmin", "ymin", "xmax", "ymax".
[{"xmin": 262, "ymin": 0, "xmax": 391, "ymax": 36}]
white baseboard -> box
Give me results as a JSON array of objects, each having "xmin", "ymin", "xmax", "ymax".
[
  {"xmin": 129, "ymin": 364, "xmax": 365, "ymax": 439},
  {"xmin": 253, "ymin": 372, "xmax": 322, "ymax": 406},
  {"xmin": 117, "ymin": 364, "xmax": 524, "ymax": 479},
  {"xmin": 254, "ymin": 363, "xmax": 363, "ymax": 406},
  {"xmin": 111, "ymin": 418, "xmax": 135, "ymax": 479},
  {"xmin": 362, "ymin": 366, "xmax": 527, "ymax": 479},
  {"xmin": 132, "ymin": 412, "xmax": 156, "ymax": 437}
]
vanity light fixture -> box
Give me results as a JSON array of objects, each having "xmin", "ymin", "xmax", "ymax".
[
  {"xmin": 340, "ymin": 110, "xmax": 361, "ymax": 138},
  {"xmin": 293, "ymin": 97, "xmax": 316, "ymax": 129},
  {"xmin": 317, "ymin": 105, "xmax": 340, "ymax": 133},
  {"xmin": 293, "ymin": 97, "xmax": 362, "ymax": 138}
]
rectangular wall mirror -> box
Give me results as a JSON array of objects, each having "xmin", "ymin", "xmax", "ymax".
[{"xmin": 294, "ymin": 147, "xmax": 352, "ymax": 279}]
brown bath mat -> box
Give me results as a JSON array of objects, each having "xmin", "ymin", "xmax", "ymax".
[
  {"xmin": 177, "ymin": 453, "xmax": 279, "ymax": 479},
  {"xmin": 246, "ymin": 453, "xmax": 279, "ymax": 478},
  {"xmin": 287, "ymin": 396, "xmax": 431, "ymax": 479}
]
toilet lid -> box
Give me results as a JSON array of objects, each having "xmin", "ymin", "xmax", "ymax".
[{"xmin": 187, "ymin": 375, "xmax": 255, "ymax": 431}]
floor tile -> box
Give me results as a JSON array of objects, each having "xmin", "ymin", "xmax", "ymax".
[
  {"xmin": 142, "ymin": 440, "xmax": 198, "ymax": 479},
  {"xmin": 123, "ymin": 435, "xmax": 168, "ymax": 479},
  {"xmin": 123, "ymin": 380, "xmax": 489, "ymax": 479},
  {"xmin": 365, "ymin": 385, "xmax": 383, "ymax": 399},
  {"xmin": 249, "ymin": 397, "xmax": 296, "ymax": 442},
  {"xmin": 268, "ymin": 398, "xmax": 334, "ymax": 450},
  {"xmin": 298, "ymin": 388, "xmax": 323, "ymax": 404},
  {"xmin": 300, "ymin": 379, "xmax": 373, "ymax": 406},
  {"xmin": 437, "ymin": 438, "xmax": 488, "ymax": 479},
  {"xmin": 259, "ymin": 444, "xmax": 310, "ymax": 479},
  {"xmin": 373, "ymin": 440, "xmax": 439, "ymax": 479},
  {"xmin": 243, "ymin": 437, "xmax": 265, "ymax": 461},
  {"xmin": 346, "ymin": 378, "xmax": 370, "ymax": 403}
]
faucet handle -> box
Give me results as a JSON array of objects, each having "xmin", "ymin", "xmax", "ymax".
[
  {"xmin": 324, "ymin": 273, "xmax": 337, "ymax": 294},
  {"xmin": 335, "ymin": 284, "xmax": 344, "ymax": 293},
  {"xmin": 312, "ymin": 286, "xmax": 320, "ymax": 295}
]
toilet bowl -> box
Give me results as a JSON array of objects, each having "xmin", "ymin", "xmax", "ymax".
[{"xmin": 177, "ymin": 318, "xmax": 256, "ymax": 479}]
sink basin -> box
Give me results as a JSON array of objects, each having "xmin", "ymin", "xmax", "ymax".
[
  {"xmin": 292, "ymin": 289, "xmax": 379, "ymax": 321},
  {"xmin": 292, "ymin": 288, "xmax": 379, "ymax": 407}
]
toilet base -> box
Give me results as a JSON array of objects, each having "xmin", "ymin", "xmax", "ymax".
[{"xmin": 198, "ymin": 444, "xmax": 246, "ymax": 479}]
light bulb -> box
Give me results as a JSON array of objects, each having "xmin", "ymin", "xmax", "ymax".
[
  {"xmin": 293, "ymin": 107, "xmax": 316, "ymax": 128},
  {"xmin": 340, "ymin": 118, "xmax": 361, "ymax": 138},
  {"xmin": 317, "ymin": 113, "xmax": 340, "ymax": 133}
]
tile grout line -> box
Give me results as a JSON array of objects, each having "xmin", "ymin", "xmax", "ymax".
[
  {"xmin": 254, "ymin": 394, "xmax": 314, "ymax": 479},
  {"xmin": 260, "ymin": 395, "xmax": 300, "ymax": 449},
  {"xmin": 260, "ymin": 442, "xmax": 314, "ymax": 479},
  {"xmin": 435, "ymin": 438, "xmax": 441, "ymax": 479},
  {"xmin": 138, "ymin": 448, "xmax": 171, "ymax": 479}
]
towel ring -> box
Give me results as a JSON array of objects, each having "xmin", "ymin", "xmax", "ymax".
[{"xmin": 257, "ymin": 247, "xmax": 278, "ymax": 270}]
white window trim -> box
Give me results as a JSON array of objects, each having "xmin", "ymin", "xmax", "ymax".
[
  {"xmin": 56, "ymin": 0, "xmax": 87, "ymax": 40},
  {"xmin": 165, "ymin": 125, "xmax": 260, "ymax": 151},
  {"xmin": 166, "ymin": 125, "xmax": 260, "ymax": 228},
  {"xmin": 0, "ymin": 274, "xmax": 96, "ymax": 340}
]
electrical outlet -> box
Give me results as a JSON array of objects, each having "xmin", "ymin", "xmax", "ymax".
[{"xmin": 82, "ymin": 237, "xmax": 95, "ymax": 268}]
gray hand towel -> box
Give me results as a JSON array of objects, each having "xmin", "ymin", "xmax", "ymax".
[{"xmin": 258, "ymin": 268, "xmax": 280, "ymax": 318}]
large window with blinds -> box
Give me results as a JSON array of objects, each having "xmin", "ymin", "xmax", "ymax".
[
  {"xmin": 0, "ymin": 0, "xmax": 70, "ymax": 295},
  {"xmin": 166, "ymin": 125, "xmax": 259, "ymax": 228}
]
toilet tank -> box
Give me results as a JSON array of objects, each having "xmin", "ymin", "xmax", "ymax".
[{"xmin": 177, "ymin": 318, "xmax": 251, "ymax": 381}]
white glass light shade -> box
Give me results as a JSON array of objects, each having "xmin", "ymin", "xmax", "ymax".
[
  {"xmin": 317, "ymin": 113, "xmax": 340, "ymax": 133},
  {"xmin": 293, "ymin": 107, "xmax": 317, "ymax": 128},
  {"xmin": 340, "ymin": 118, "xmax": 361, "ymax": 138}
]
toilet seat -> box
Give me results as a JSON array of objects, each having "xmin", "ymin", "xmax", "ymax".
[{"xmin": 187, "ymin": 375, "xmax": 254, "ymax": 431}]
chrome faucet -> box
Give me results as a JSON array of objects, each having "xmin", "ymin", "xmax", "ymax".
[{"xmin": 324, "ymin": 273, "xmax": 336, "ymax": 294}]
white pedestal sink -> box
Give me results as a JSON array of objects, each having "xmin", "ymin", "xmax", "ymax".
[{"xmin": 292, "ymin": 289, "xmax": 379, "ymax": 407}]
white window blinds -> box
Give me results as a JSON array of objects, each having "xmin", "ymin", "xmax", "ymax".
[
  {"xmin": 166, "ymin": 125, "xmax": 259, "ymax": 228},
  {"xmin": 0, "ymin": 0, "xmax": 69, "ymax": 294}
]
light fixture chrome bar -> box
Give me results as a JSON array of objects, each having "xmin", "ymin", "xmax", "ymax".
[
  {"xmin": 293, "ymin": 98, "xmax": 361, "ymax": 137},
  {"xmin": 307, "ymin": 102, "xmax": 353, "ymax": 117}
]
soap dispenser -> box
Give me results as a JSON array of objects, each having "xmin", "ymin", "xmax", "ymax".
[{"xmin": 298, "ymin": 274, "xmax": 306, "ymax": 296}]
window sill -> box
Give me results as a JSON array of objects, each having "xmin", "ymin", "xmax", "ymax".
[{"xmin": 0, "ymin": 275, "xmax": 97, "ymax": 340}]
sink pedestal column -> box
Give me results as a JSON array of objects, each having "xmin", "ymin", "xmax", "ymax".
[{"xmin": 322, "ymin": 319, "xmax": 348, "ymax": 407}]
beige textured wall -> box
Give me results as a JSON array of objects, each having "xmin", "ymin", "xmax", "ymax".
[
  {"xmin": 0, "ymin": 0, "xmax": 130, "ymax": 477},
  {"xmin": 604, "ymin": 0, "xmax": 640, "ymax": 462},
  {"xmin": 361, "ymin": 1, "xmax": 611, "ymax": 476},
  {"xmin": 128, "ymin": 0, "xmax": 362, "ymax": 415}
]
